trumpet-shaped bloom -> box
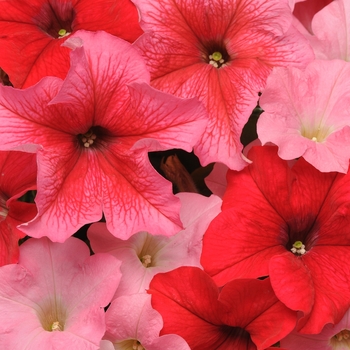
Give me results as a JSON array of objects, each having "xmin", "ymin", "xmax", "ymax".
[
  {"xmin": 0, "ymin": 237, "xmax": 122, "ymax": 349},
  {"xmin": 88, "ymin": 193, "xmax": 222, "ymax": 299},
  {"xmin": 0, "ymin": 151, "xmax": 37, "ymax": 265},
  {"xmin": 103, "ymin": 294, "xmax": 190, "ymax": 350},
  {"xmin": 201, "ymin": 146, "xmax": 350, "ymax": 334},
  {"xmin": 0, "ymin": 30, "xmax": 207, "ymax": 242},
  {"xmin": 257, "ymin": 59, "xmax": 350, "ymax": 173},
  {"xmin": 149, "ymin": 267, "xmax": 297, "ymax": 349},
  {"xmin": 133, "ymin": 0, "xmax": 314, "ymax": 170},
  {"xmin": 0, "ymin": 0, "xmax": 143, "ymax": 88}
]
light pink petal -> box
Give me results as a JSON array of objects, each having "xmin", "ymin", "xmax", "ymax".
[
  {"xmin": 258, "ymin": 60, "xmax": 350, "ymax": 173},
  {"xmin": 105, "ymin": 294, "xmax": 162, "ymax": 343},
  {"xmin": 311, "ymin": 0, "xmax": 350, "ymax": 60},
  {"xmin": 204, "ymin": 162, "xmax": 228, "ymax": 198}
]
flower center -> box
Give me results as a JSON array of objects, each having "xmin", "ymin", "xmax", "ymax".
[
  {"xmin": 300, "ymin": 123, "xmax": 334, "ymax": 143},
  {"xmin": 34, "ymin": 4, "xmax": 75, "ymax": 39},
  {"xmin": 58, "ymin": 28, "xmax": 71, "ymax": 38},
  {"xmin": 79, "ymin": 129, "xmax": 97, "ymax": 148},
  {"xmin": 291, "ymin": 240, "xmax": 307, "ymax": 255},
  {"xmin": 330, "ymin": 329, "xmax": 350, "ymax": 349},
  {"xmin": 140, "ymin": 254, "xmax": 152, "ymax": 267},
  {"xmin": 209, "ymin": 51, "xmax": 228, "ymax": 68},
  {"xmin": 133, "ymin": 340, "xmax": 145, "ymax": 350},
  {"xmin": 0, "ymin": 195, "xmax": 9, "ymax": 223},
  {"xmin": 36, "ymin": 298, "xmax": 67, "ymax": 332},
  {"xmin": 51, "ymin": 321, "xmax": 64, "ymax": 331}
]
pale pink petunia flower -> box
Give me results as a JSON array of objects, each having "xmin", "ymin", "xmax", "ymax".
[
  {"xmin": 0, "ymin": 30, "xmax": 207, "ymax": 242},
  {"xmin": 88, "ymin": 193, "xmax": 222, "ymax": 299},
  {"xmin": 102, "ymin": 294, "xmax": 190, "ymax": 350},
  {"xmin": 133, "ymin": 0, "xmax": 314, "ymax": 170},
  {"xmin": 257, "ymin": 59, "xmax": 350, "ymax": 173},
  {"xmin": 308, "ymin": 0, "xmax": 350, "ymax": 60},
  {"xmin": 0, "ymin": 237, "xmax": 122, "ymax": 349},
  {"xmin": 281, "ymin": 308, "xmax": 350, "ymax": 350}
]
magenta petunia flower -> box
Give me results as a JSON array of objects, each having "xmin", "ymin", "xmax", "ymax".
[
  {"xmin": 103, "ymin": 294, "xmax": 191, "ymax": 350},
  {"xmin": 257, "ymin": 59, "xmax": 350, "ymax": 173},
  {"xmin": 88, "ymin": 193, "xmax": 222, "ymax": 299},
  {"xmin": 0, "ymin": 151, "xmax": 37, "ymax": 265},
  {"xmin": 133, "ymin": 0, "xmax": 314, "ymax": 170},
  {"xmin": 0, "ymin": 237, "xmax": 122, "ymax": 349},
  {"xmin": 201, "ymin": 146, "xmax": 350, "ymax": 334},
  {"xmin": 281, "ymin": 307, "xmax": 350, "ymax": 350},
  {"xmin": 0, "ymin": 0, "xmax": 143, "ymax": 88},
  {"xmin": 0, "ymin": 30, "xmax": 207, "ymax": 242},
  {"xmin": 149, "ymin": 266, "xmax": 297, "ymax": 350}
]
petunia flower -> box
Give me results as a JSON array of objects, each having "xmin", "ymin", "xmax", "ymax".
[
  {"xmin": 102, "ymin": 294, "xmax": 191, "ymax": 350},
  {"xmin": 308, "ymin": 0, "xmax": 350, "ymax": 60},
  {"xmin": 0, "ymin": 0, "xmax": 143, "ymax": 88},
  {"xmin": 88, "ymin": 192, "xmax": 222, "ymax": 299},
  {"xmin": 0, "ymin": 151, "xmax": 37, "ymax": 265},
  {"xmin": 148, "ymin": 266, "xmax": 297, "ymax": 350},
  {"xmin": 0, "ymin": 237, "xmax": 122, "ymax": 349},
  {"xmin": 133, "ymin": 0, "xmax": 314, "ymax": 170},
  {"xmin": 0, "ymin": 30, "xmax": 207, "ymax": 242},
  {"xmin": 280, "ymin": 307, "xmax": 350, "ymax": 350},
  {"xmin": 201, "ymin": 146, "xmax": 350, "ymax": 334},
  {"xmin": 257, "ymin": 59, "xmax": 350, "ymax": 173}
]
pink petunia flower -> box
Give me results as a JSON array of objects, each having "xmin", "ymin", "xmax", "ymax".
[
  {"xmin": 102, "ymin": 294, "xmax": 191, "ymax": 350},
  {"xmin": 149, "ymin": 266, "xmax": 297, "ymax": 350},
  {"xmin": 0, "ymin": 151, "xmax": 37, "ymax": 265},
  {"xmin": 88, "ymin": 193, "xmax": 222, "ymax": 299},
  {"xmin": 280, "ymin": 308, "xmax": 350, "ymax": 350},
  {"xmin": 133, "ymin": 0, "xmax": 314, "ymax": 170},
  {"xmin": 201, "ymin": 146, "xmax": 350, "ymax": 334},
  {"xmin": 0, "ymin": 237, "xmax": 122, "ymax": 349},
  {"xmin": 0, "ymin": 30, "xmax": 207, "ymax": 242},
  {"xmin": 257, "ymin": 59, "xmax": 350, "ymax": 173},
  {"xmin": 0, "ymin": 0, "xmax": 143, "ymax": 88}
]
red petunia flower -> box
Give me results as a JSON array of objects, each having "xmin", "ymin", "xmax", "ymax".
[
  {"xmin": 0, "ymin": 0, "xmax": 143, "ymax": 88},
  {"xmin": 0, "ymin": 151, "xmax": 37, "ymax": 265},
  {"xmin": 149, "ymin": 266, "xmax": 296, "ymax": 350},
  {"xmin": 0, "ymin": 30, "xmax": 207, "ymax": 242},
  {"xmin": 133, "ymin": 0, "xmax": 314, "ymax": 170},
  {"xmin": 201, "ymin": 146, "xmax": 350, "ymax": 334}
]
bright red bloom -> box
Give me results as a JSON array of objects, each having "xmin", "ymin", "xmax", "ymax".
[
  {"xmin": 133, "ymin": 0, "xmax": 314, "ymax": 170},
  {"xmin": 0, "ymin": 30, "xmax": 207, "ymax": 242},
  {"xmin": 201, "ymin": 146, "xmax": 350, "ymax": 334},
  {"xmin": 149, "ymin": 267, "xmax": 296, "ymax": 350},
  {"xmin": 0, "ymin": 151, "xmax": 37, "ymax": 265},
  {"xmin": 0, "ymin": 0, "xmax": 143, "ymax": 88}
]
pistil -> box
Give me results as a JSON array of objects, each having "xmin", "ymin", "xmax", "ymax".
[
  {"xmin": 209, "ymin": 51, "xmax": 226, "ymax": 68},
  {"xmin": 79, "ymin": 129, "xmax": 97, "ymax": 148},
  {"xmin": 140, "ymin": 254, "xmax": 152, "ymax": 267},
  {"xmin": 291, "ymin": 240, "xmax": 306, "ymax": 255}
]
